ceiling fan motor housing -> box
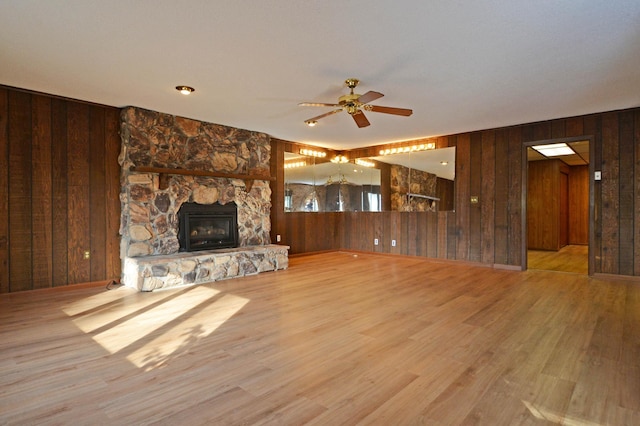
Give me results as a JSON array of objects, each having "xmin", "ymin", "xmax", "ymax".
[{"xmin": 339, "ymin": 93, "xmax": 362, "ymax": 115}]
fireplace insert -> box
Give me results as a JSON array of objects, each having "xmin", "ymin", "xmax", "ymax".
[{"xmin": 178, "ymin": 202, "xmax": 238, "ymax": 251}]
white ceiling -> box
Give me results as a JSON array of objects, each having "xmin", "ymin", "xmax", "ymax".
[{"xmin": 1, "ymin": 1, "xmax": 639, "ymax": 150}]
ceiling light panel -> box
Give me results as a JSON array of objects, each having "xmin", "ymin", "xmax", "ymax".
[{"xmin": 531, "ymin": 143, "xmax": 575, "ymax": 157}]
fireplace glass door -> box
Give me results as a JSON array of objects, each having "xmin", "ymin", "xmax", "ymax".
[{"xmin": 178, "ymin": 202, "xmax": 238, "ymax": 251}]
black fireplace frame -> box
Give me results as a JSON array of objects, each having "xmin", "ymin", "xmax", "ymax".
[{"xmin": 177, "ymin": 202, "xmax": 239, "ymax": 252}]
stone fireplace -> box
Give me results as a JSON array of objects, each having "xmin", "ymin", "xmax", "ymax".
[{"xmin": 119, "ymin": 107, "xmax": 288, "ymax": 291}]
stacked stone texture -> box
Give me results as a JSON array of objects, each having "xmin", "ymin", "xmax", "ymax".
[
  {"xmin": 390, "ymin": 164, "xmax": 438, "ymax": 212},
  {"xmin": 119, "ymin": 106, "xmax": 272, "ymax": 258},
  {"xmin": 123, "ymin": 246, "xmax": 289, "ymax": 291}
]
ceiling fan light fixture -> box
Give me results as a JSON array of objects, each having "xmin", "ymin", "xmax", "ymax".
[{"xmin": 176, "ymin": 85, "xmax": 195, "ymax": 95}]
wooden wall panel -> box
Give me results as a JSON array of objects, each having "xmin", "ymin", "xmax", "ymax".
[
  {"xmin": 436, "ymin": 178, "xmax": 454, "ymax": 211},
  {"xmin": 89, "ymin": 106, "xmax": 107, "ymax": 281},
  {"xmin": 303, "ymin": 213, "xmax": 317, "ymax": 252},
  {"xmin": 618, "ymin": 111, "xmax": 634, "ymax": 275},
  {"xmin": 635, "ymin": 111, "xmax": 640, "ymax": 276},
  {"xmin": 8, "ymin": 91, "xmax": 33, "ymax": 292},
  {"xmin": 0, "ymin": 88, "xmax": 8, "ymax": 293},
  {"xmin": 568, "ymin": 165, "xmax": 589, "ymax": 245},
  {"xmin": 402, "ymin": 212, "xmax": 412, "ymax": 255},
  {"xmin": 436, "ymin": 211, "xmax": 447, "ymax": 258},
  {"xmin": 415, "ymin": 212, "xmax": 427, "ymax": 257},
  {"xmin": 551, "ymin": 120, "xmax": 566, "ymax": 139},
  {"xmin": 286, "ymin": 212, "xmax": 306, "ymax": 254},
  {"xmin": 481, "ymin": 130, "xmax": 495, "ymax": 264},
  {"xmin": 600, "ymin": 112, "xmax": 620, "ymax": 274},
  {"xmin": 446, "ymin": 210, "xmax": 457, "ymax": 259},
  {"xmin": 468, "ymin": 133, "xmax": 483, "ymax": 262},
  {"xmin": 355, "ymin": 212, "xmax": 367, "ymax": 251},
  {"xmin": 372, "ymin": 212, "xmax": 383, "ymax": 253},
  {"xmin": 104, "ymin": 108, "xmax": 122, "ymax": 281},
  {"xmin": 559, "ymin": 170, "xmax": 569, "ymax": 247},
  {"xmin": 269, "ymin": 139, "xmax": 286, "ymax": 246},
  {"xmin": 0, "ymin": 87, "xmax": 120, "ymax": 293},
  {"xmin": 585, "ymin": 114, "xmax": 601, "ymax": 273},
  {"xmin": 339, "ymin": 212, "xmax": 351, "ymax": 250},
  {"xmin": 565, "ymin": 117, "xmax": 584, "ymax": 138},
  {"xmin": 507, "ymin": 127, "xmax": 523, "ymax": 267},
  {"xmin": 528, "ymin": 160, "xmax": 560, "ymax": 250},
  {"xmin": 31, "ymin": 95, "xmax": 53, "ymax": 289},
  {"xmin": 455, "ymin": 134, "xmax": 470, "ymax": 260},
  {"xmin": 67, "ymin": 103, "xmax": 92, "ymax": 283},
  {"xmin": 51, "ymin": 98, "xmax": 69, "ymax": 287},
  {"xmin": 493, "ymin": 129, "xmax": 509, "ymax": 265},
  {"xmin": 390, "ymin": 212, "xmax": 401, "ymax": 255},
  {"xmin": 424, "ymin": 212, "xmax": 436, "ymax": 258}
]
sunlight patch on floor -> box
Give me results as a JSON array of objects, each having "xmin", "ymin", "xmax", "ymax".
[
  {"xmin": 63, "ymin": 288, "xmax": 182, "ymax": 333},
  {"xmin": 522, "ymin": 400, "xmax": 601, "ymax": 426},
  {"xmin": 88, "ymin": 286, "xmax": 219, "ymax": 353},
  {"xmin": 62, "ymin": 286, "xmax": 249, "ymax": 369},
  {"xmin": 125, "ymin": 293, "xmax": 249, "ymax": 370},
  {"xmin": 62, "ymin": 286, "xmax": 138, "ymax": 317}
]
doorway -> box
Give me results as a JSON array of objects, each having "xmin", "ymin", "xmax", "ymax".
[{"xmin": 524, "ymin": 138, "xmax": 591, "ymax": 274}]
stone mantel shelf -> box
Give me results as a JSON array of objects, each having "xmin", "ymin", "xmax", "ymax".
[{"xmin": 129, "ymin": 166, "xmax": 275, "ymax": 190}]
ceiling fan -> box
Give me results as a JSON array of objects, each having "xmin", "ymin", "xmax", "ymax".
[{"xmin": 299, "ymin": 78, "xmax": 413, "ymax": 128}]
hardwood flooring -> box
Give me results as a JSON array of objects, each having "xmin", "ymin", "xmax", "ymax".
[
  {"xmin": 1, "ymin": 251, "xmax": 639, "ymax": 425},
  {"xmin": 528, "ymin": 244, "xmax": 589, "ymax": 274}
]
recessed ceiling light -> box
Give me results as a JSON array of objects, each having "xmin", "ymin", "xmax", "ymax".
[
  {"xmin": 440, "ymin": 161, "xmax": 448, "ymax": 166},
  {"xmin": 531, "ymin": 143, "xmax": 575, "ymax": 157},
  {"xmin": 305, "ymin": 120, "xmax": 317, "ymax": 127},
  {"xmin": 176, "ymin": 85, "xmax": 195, "ymax": 95}
]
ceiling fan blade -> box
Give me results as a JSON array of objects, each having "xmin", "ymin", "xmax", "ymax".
[
  {"xmin": 306, "ymin": 108, "xmax": 343, "ymax": 122},
  {"xmin": 368, "ymin": 105, "xmax": 413, "ymax": 116},
  {"xmin": 299, "ymin": 102, "xmax": 341, "ymax": 107},
  {"xmin": 357, "ymin": 91, "xmax": 384, "ymax": 104},
  {"xmin": 352, "ymin": 110, "xmax": 370, "ymax": 128}
]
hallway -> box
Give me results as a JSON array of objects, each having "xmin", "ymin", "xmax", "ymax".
[{"xmin": 528, "ymin": 245, "xmax": 588, "ymax": 274}]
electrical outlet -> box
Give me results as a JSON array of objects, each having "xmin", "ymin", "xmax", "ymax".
[
  {"xmin": 391, "ymin": 239, "xmax": 396, "ymax": 247},
  {"xmin": 276, "ymin": 234, "xmax": 281, "ymax": 242},
  {"xmin": 83, "ymin": 251, "xmax": 90, "ymax": 260},
  {"xmin": 374, "ymin": 238, "xmax": 379, "ymax": 245}
]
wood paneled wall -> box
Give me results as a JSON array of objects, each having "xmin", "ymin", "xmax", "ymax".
[
  {"xmin": 527, "ymin": 159, "xmax": 566, "ymax": 251},
  {"xmin": 568, "ymin": 165, "xmax": 589, "ymax": 245},
  {"xmin": 0, "ymin": 87, "xmax": 121, "ymax": 293},
  {"xmin": 272, "ymin": 107, "xmax": 640, "ymax": 276},
  {"xmin": 3, "ymin": 86, "xmax": 639, "ymax": 294}
]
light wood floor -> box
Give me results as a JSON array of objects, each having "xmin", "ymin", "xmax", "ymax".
[
  {"xmin": 528, "ymin": 245, "xmax": 589, "ymax": 274},
  {"xmin": 1, "ymin": 252, "xmax": 639, "ymax": 425}
]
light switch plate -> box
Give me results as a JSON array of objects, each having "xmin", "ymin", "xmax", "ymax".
[{"xmin": 595, "ymin": 171, "xmax": 601, "ymax": 181}]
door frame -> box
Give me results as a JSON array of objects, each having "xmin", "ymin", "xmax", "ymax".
[{"xmin": 521, "ymin": 136, "xmax": 595, "ymax": 275}]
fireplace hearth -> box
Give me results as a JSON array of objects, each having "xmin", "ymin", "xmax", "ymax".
[{"xmin": 178, "ymin": 202, "xmax": 238, "ymax": 252}]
